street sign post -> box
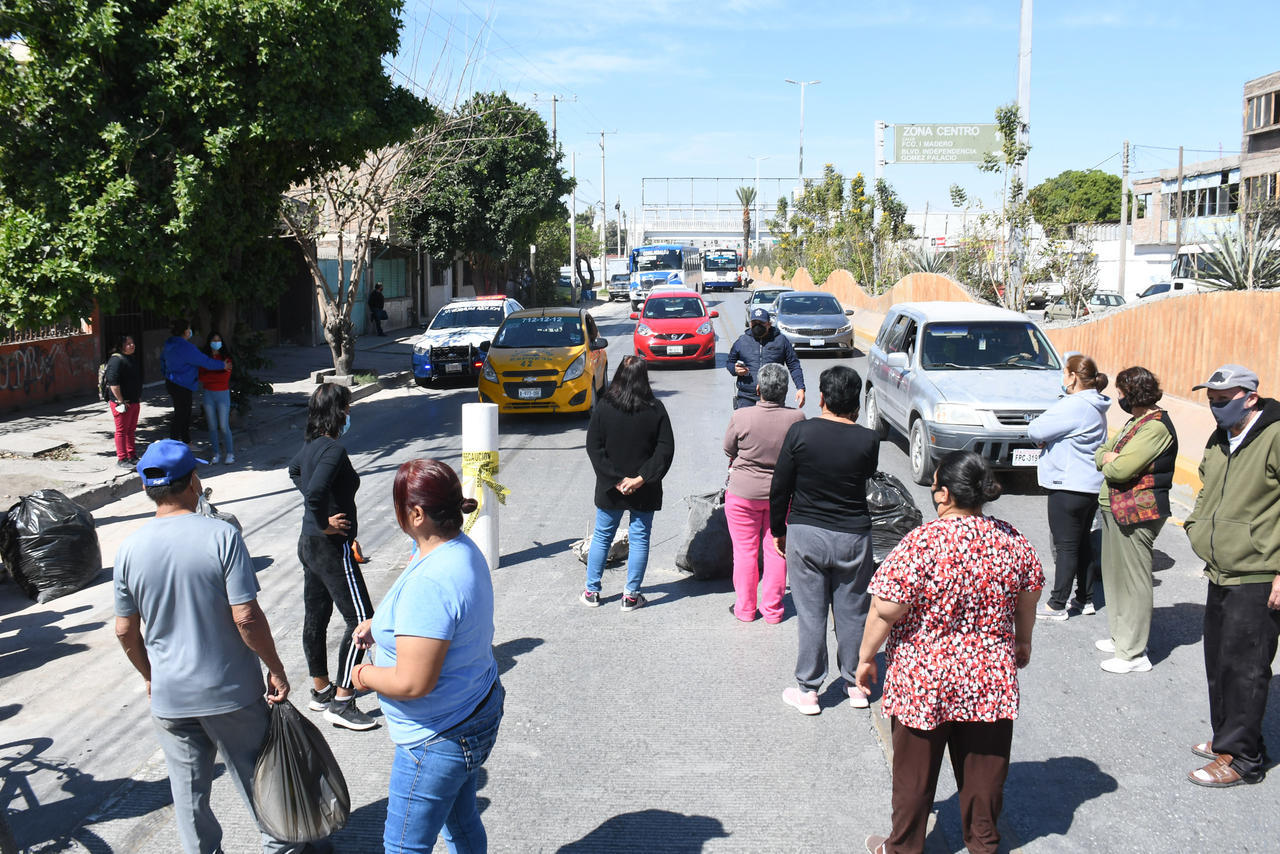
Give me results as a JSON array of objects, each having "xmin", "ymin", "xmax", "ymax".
[{"xmin": 892, "ymin": 124, "xmax": 1001, "ymax": 164}]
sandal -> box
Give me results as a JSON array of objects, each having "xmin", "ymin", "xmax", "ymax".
[
  {"xmin": 1192, "ymin": 741, "xmax": 1216, "ymax": 760},
  {"xmin": 1188, "ymin": 755, "xmax": 1248, "ymax": 788},
  {"xmin": 864, "ymin": 835, "xmax": 888, "ymax": 854}
]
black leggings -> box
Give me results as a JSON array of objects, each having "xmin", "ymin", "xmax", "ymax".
[
  {"xmin": 298, "ymin": 534, "xmax": 374, "ymax": 690},
  {"xmin": 166, "ymin": 380, "xmax": 193, "ymax": 444},
  {"xmin": 1046, "ymin": 489, "xmax": 1097, "ymax": 610}
]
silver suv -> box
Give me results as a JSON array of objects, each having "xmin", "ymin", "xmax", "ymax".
[{"xmin": 865, "ymin": 302, "xmax": 1065, "ymax": 484}]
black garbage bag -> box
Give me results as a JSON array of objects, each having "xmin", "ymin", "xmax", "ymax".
[
  {"xmin": 675, "ymin": 490, "xmax": 733, "ymax": 580},
  {"xmin": 253, "ymin": 700, "xmax": 350, "ymax": 843},
  {"xmin": 866, "ymin": 471, "xmax": 923, "ymax": 566},
  {"xmin": 0, "ymin": 490, "xmax": 102, "ymax": 603}
]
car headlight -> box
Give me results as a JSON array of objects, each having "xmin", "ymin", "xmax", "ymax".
[
  {"xmin": 482, "ymin": 361, "xmax": 497, "ymax": 382},
  {"xmin": 564, "ymin": 353, "xmax": 586, "ymax": 381},
  {"xmin": 636, "ymin": 323, "xmax": 653, "ymax": 336},
  {"xmin": 413, "ymin": 344, "xmax": 428, "ymax": 355},
  {"xmin": 777, "ymin": 322, "xmax": 797, "ymax": 334},
  {"xmin": 934, "ymin": 403, "xmax": 982, "ymax": 425},
  {"xmin": 836, "ymin": 323, "xmax": 852, "ymax": 334},
  {"xmin": 696, "ymin": 321, "xmax": 713, "ymax": 335}
]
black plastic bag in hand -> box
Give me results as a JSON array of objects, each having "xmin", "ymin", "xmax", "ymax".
[
  {"xmin": 252, "ymin": 700, "xmax": 350, "ymax": 843},
  {"xmin": 0, "ymin": 490, "xmax": 102, "ymax": 603},
  {"xmin": 866, "ymin": 472, "xmax": 923, "ymax": 566},
  {"xmin": 675, "ymin": 490, "xmax": 733, "ymax": 580}
]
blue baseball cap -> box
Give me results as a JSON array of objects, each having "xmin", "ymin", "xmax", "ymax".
[
  {"xmin": 136, "ymin": 440, "xmax": 206, "ymax": 487},
  {"xmin": 749, "ymin": 307, "xmax": 771, "ymax": 322}
]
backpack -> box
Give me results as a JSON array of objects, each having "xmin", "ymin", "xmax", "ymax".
[{"xmin": 98, "ymin": 354, "xmax": 118, "ymax": 402}]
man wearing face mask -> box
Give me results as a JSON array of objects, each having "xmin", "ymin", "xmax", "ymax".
[
  {"xmin": 1183, "ymin": 365, "xmax": 1280, "ymax": 789},
  {"xmin": 726, "ymin": 307, "xmax": 806, "ymax": 410}
]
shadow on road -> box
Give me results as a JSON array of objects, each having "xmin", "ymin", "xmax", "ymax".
[
  {"xmin": 494, "ymin": 637, "xmax": 545, "ymax": 676},
  {"xmin": 502, "ymin": 539, "xmax": 577, "ymax": 568},
  {"xmin": 0, "ymin": 604, "xmax": 103, "ymax": 680},
  {"xmin": 555, "ymin": 808, "xmax": 729, "ymax": 853},
  {"xmin": 1148, "ymin": 601, "xmax": 1206, "ymax": 665}
]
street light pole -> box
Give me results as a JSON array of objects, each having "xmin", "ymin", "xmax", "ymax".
[
  {"xmin": 748, "ymin": 155, "xmax": 770, "ymax": 255},
  {"xmin": 784, "ymin": 79, "xmax": 820, "ymax": 181}
]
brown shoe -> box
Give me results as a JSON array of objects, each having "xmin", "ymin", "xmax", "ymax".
[
  {"xmin": 1188, "ymin": 754, "xmax": 1254, "ymax": 788},
  {"xmin": 864, "ymin": 835, "xmax": 888, "ymax": 854},
  {"xmin": 351, "ymin": 539, "xmax": 370, "ymax": 564},
  {"xmin": 1191, "ymin": 741, "xmax": 1216, "ymax": 760}
]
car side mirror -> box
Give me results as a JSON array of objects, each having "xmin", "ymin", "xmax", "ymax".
[
  {"xmin": 844, "ymin": 309, "xmax": 855, "ymax": 316},
  {"xmin": 886, "ymin": 352, "xmax": 909, "ymax": 369},
  {"xmin": 479, "ymin": 340, "xmax": 491, "ymax": 352},
  {"xmin": 709, "ymin": 311, "xmax": 719, "ymax": 318},
  {"xmin": 590, "ymin": 337, "xmax": 609, "ymax": 351},
  {"xmin": 629, "ymin": 312, "xmax": 639, "ymax": 320}
]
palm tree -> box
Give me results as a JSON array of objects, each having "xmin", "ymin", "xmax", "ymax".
[{"xmin": 735, "ymin": 186, "xmax": 757, "ymax": 261}]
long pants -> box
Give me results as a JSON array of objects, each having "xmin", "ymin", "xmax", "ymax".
[
  {"xmin": 585, "ymin": 507, "xmax": 654, "ymax": 595},
  {"xmin": 1204, "ymin": 580, "xmax": 1280, "ymax": 780},
  {"xmin": 888, "ymin": 718, "xmax": 1013, "ymax": 854},
  {"xmin": 371, "ymin": 310, "xmax": 385, "ymax": 336},
  {"xmin": 109, "ymin": 400, "xmax": 139, "ymax": 460},
  {"xmin": 725, "ymin": 491, "xmax": 787, "ymax": 622},
  {"xmin": 152, "ymin": 698, "xmax": 305, "ymax": 854},
  {"xmin": 1099, "ymin": 512, "xmax": 1164, "ymax": 660},
  {"xmin": 786, "ymin": 523, "xmax": 875, "ymax": 692},
  {"xmin": 166, "ymin": 380, "xmax": 194, "ymax": 443},
  {"xmin": 202, "ymin": 388, "xmax": 233, "ymax": 457},
  {"xmin": 298, "ymin": 534, "xmax": 373, "ymax": 690},
  {"xmin": 1046, "ymin": 489, "xmax": 1097, "ymax": 610}
]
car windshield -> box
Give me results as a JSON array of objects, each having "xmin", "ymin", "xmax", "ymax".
[
  {"xmin": 611, "ymin": 274, "xmax": 630, "ymax": 283},
  {"xmin": 777, "ymin": 294, "xmax": 843, "ymax": 315},
  {"xmin": 751, "ymin": 290, "xmax": 789, "ymax": 305},
  {"xmin": 921, "ymin": 321, "xmax": 1060, "ymax": 370},
  {"xmin": 634, "ymin": 250, "xmax": 682, "ymax": 271},
  {"xmin": 643, "ymin": 297, "xmax": 705, "ymax": 319},
  {"xmin": 704, "ymin": 255, "xmax": 738, "ymax": 271},
  {"xmin": 492, "ymin": 315, "xmax": 584, "ymax": 348},
  {"xmin": 431, "ymin": 307, "xmax": 504, "ymax": 329}
]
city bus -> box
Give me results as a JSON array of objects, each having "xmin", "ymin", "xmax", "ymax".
[
  {"xmin": 628, "ymin": 244, "xmax": 704, "ymax": 310},
  {"xmin": 702, "ymin": 248, "xmax": 742, "ymax": 291}
]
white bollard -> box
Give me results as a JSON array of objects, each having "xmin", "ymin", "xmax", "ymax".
[{"xmin": 461, "ymin": 402, "xmax": 504, "ymax": 572}]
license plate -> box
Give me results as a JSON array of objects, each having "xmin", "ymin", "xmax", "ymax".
[
  {"xmin": 445, "ymin": 362, "xmax": 462, "ymax": 373},
  {"xmin": 518, "ymin": 387, "xmax": 541, "ymax": 400},
  {"xmin": 809, "ymin": 338, "xmax": 826, "ymax": 347},
  {"xmin": 1012, "ymin": 449, "xmax": 1041, "ymax": 466},
  {"xmin": 665, "ymin": 346, "xmax": 684, "ymax": 356}
]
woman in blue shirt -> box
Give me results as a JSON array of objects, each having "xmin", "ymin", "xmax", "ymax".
[
  {"xmin": 352, "ymin": 459, "xmax": 502, "ymax": 854},
  {"xmin": 161, "ymin": 318, "xmax": 229, "ymax": 445}
]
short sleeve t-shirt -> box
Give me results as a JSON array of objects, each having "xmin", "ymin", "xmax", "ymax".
[
  {"xmin": 372, "ymin": 534, "xmax": 498, "ymax": 745},
  {"xmin": 114, "ymin": 514, "xmax": 264, "ymax": 718}
]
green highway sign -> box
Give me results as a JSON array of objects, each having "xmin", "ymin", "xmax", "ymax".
[{"xmin": 892, "ymin": 124, "xmax": 1002, "ymax": 164}]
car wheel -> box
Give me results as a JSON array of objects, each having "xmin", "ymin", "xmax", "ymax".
[
  {"xmin": 866, "ymin": 388, "xmax": 890, "ymax": 441},
  {"xmin": 909, "ymin": 419, "xmax": 937, "ymax": 486}
]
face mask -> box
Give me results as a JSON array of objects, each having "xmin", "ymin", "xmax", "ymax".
[
  {"xmin": 1060, "ymin": 383, "xmax": 1072, "ymax": 395},
  {"xmin": 210, "ymin": 341, "xmax": 222, "ymax": 351},
  {"xmin": 930, "ymin": 487, "xmax": 944, "ymax": 515},
  {"xmin": 751, "ymin": 323, "xmax": 767, "ymax": 338},
  {"xmin": 1210, "ymin": 395, "xmax": 1251, "ymax": 430},
  {"xmin": 1118, "ymin": 397, "xmax": 1134, "ymax": 415},
  {"xmin": 340, "ymin": 413, "xmax": 351, "ymax": 436}
]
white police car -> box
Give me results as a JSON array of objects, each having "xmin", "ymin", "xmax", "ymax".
[{"xmin": 412, "ymin": 296, "xmax": 523, "ymax": 385}]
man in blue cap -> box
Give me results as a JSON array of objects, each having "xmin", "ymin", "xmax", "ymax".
[
  {"xmin": 726, "ymin": 307, "xmax": 806, "ymax": 410},
  {"xmin": 114, "ymin": 440, "xmax": 324, "ymax": 853}
]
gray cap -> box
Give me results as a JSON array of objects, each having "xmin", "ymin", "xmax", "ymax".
[{"xmin": 1193, "ymin": 364, "xmax": 1259, "ymax": 393}]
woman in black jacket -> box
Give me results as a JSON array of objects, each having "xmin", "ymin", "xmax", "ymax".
[
  {"xmin": 583, "ymin": 356, "xmax": 675, "ymax": 611},
  {"xmin": 104, "ymin": 334, "xmax": 143, "ymax": 467},
  {"xmin": 288, "ymin": 383, "xmax": 377, "ymax": 731}
]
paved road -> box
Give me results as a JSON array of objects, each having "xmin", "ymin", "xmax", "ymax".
[{"xmin": 2, "ymin": 291, "xmax": 1278, "ymax": 852}]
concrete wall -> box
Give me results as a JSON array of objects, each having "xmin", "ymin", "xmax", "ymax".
[{"xmin": 0, "ymin": 327, "xmax": 100, "ymax": 411}]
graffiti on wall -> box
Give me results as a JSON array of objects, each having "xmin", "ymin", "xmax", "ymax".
[{"xmin": 0, "ymin": 336, "xmax": 99, "ymax": 407}]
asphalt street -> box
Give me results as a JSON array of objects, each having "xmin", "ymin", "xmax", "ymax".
[{"xmin": 2, "ymin": 290, "xmax": 1278, "ymax": 852}]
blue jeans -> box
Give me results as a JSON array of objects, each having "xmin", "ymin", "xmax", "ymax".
[
  {"xmin": 384, "ymin": 680, "xmax": 505, "ymax": 854},
  {"xmin": 202, "ymin": 388, "xmax": 233, "ymax": 456},
  {"xmin": 585, "ymin": 507, "xmax": 654, "ymax": 595}
]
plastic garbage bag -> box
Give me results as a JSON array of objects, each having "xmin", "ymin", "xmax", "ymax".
[
  {"xmin": 675, "ymin": 490, "xmax": 733, "ymax": 580},
  {"xmin": 252, "ymin": 700, "xmax": 350, "ymax": 843},
  {"xmin": 866, "ymin": 471, "xmax": 923, "ymax": 566},
  {"xmin": 571, "ymin": 528, "xmax": 629, "ymax": 566},
  {"xmin": 197, "ymin": 487, "xmax": 241, "ymax": 534},
  {"xmin": 0, "ymin": 490, "xmax": 102, "ymax": 603}
]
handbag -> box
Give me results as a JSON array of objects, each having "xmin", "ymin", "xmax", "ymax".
[{"xmin": 1107, "ymin": 409, "xmax": 1163, "ymax": 525}]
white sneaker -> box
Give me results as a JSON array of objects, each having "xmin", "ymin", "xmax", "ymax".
[
  {"xmin": 1095, "ymin": 638, "xmax": 1115, "ymax": 653},
  {"xmin": 847, "ymin": 685, "xmax": 870, "ymax": 709},
  {"xmin": 209, "ymin": 453, "xmax": 221, "ymax": 465},
  {"xmin": 1101, "ymin": 655, "xmax": 1152, "ymax": 674},
  {"xmin": 1069, "ymin": 597, "xmax": 1096, "ymax": 616},
  {"xmin": 224, "ymin": 453, "xmax": 235, "ymax": 464}
]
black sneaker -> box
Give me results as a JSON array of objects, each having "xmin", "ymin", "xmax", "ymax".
[
  {"xmin": 580, "ymin": 590, "xmax": 600, "ymax": 607},
  {"xmin": 117, "ymin": 459, "xmax": 135, "ymax": 469},
  {"xmin": 620, "ymin": 592, "xmax": 647, "ymax": 612},
  {"xmin": 308, "ymin": 683, "xmax": 336, "ymax": 711},
  {"xmin": 324, "ymin": 698, "xmax": 377, "ymax": 731}
]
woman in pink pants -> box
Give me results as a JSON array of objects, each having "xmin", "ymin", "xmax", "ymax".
[{"xmin": 723, "ymin": 362, "xmax": 806, "ymax": 622}]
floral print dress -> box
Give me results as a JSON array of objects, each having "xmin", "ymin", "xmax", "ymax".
[{"xmin": 868, "ymin": 515, "xmax": 1044, "ymax": 731}]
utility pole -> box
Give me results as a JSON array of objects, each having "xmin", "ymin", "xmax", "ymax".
[
  {"xmin": 1118, "ymin": 140, "xmax": 1130, "ymax": 297},
  {"xmin": 598, "ymin": 130, "xmax": 616, "ymax": 299},
  {"xmin": 615, "ymin": 197, "xmax": 622, "ymax": 258},
  {"xmin": 1009, "ymin": 0, "xmax": 1033, "ymax": 310},
  {"xmin": 874, "ymin": 121, "xmax": 887, "ymax": 290},
  {"xmin": 1174, "ymin": 145, "xmax": 1185, "ymax": 260},
  {"xmin": 748, "ymin": 156, "xmax": 770, "ymax": 256},
  {"xmin": 570, "ymin": 153, "xmax": 577, "ymax": 297},
  {"xmin": 784, "ymin": 79, "xmax": 820, "ymax": 181},
  {"xmin": 621, "ymin": 209, "xmax": 628, "ymax": 258},
  {"xmin": 532, "ymin": 94, "xmax": 576, "ymax": 150}
]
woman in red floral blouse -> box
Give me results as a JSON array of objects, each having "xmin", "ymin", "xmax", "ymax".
[{"xmin": 857, "ymin": 450, "xmax": 1043, "ymax": 854}]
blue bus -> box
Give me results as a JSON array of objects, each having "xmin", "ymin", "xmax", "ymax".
[{"xmin": 628, "ymin": 244, "xmax": 704, "ymax": 311}]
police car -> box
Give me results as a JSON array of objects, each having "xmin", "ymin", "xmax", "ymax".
[{"xmin": 411, "ymin": 296, "xmax": 523, "ymax": 385}]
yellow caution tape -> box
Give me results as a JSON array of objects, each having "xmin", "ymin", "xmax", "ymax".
[{"xmin": 461, "ymin": 451, "xmax": 510, "ymax": 534}]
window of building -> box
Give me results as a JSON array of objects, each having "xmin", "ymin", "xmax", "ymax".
[
  {"xmin": 1246, "ymin": 90, "xmax": 1279, "ymax": 133},
  {"xmin": 1136, "ymin": 194, "xmax": 1150, "ymax": 219}
]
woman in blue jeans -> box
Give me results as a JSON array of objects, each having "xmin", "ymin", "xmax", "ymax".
[
  {"xmin": 197, "ymin": 332, "xmax": 235, "ymax": 464},
  {"xmin": 582, "ymin": 356, "xmax": 676, "ymax": 611},
  {"xmin": 352, "ymin": 459, "xmax": 502, "ymax": 853}
]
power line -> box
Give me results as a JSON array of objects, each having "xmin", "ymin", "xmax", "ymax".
[{"xmin": 1088, "ymin": 152, "xmax": 1120, "ymax": 171}]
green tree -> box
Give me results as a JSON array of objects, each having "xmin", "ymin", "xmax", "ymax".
[{"xmin": 1029, "ymin": 169, "xmax": 1135, "ymax": 226}]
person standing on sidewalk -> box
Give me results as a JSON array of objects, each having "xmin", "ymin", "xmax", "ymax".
[
  {"xmin": 1183, "ymin": 365, "xmax": 1280, "ymax": 788},
  {"xmin": 288, "ymin": 383, "xmax": 377, "ymax": 731},
  {"xmin": 113, "ymin": 441, "xmax": 316, "ymax": 854},
  {"xmin": 1028, "ymin": 354, "xmax": 1110, "ymax": 621},
  {"xmin": 104, "ymin": 334, "xmax": 143, "ymax": 468},
  {"xmin": 368, "ymin": 282, "xmax": 387, "ymax": 337},
  {"xmin": 162, "ymin": 318, "xmax": 229, "ymax": 445},
  {"xmin": 1093, "ymin": 366, "xmax": 1178, "ymax": 674},
  {"xmin": 726, "ymin": 308, "xmax": 805, "ymax": 410},
  {"xmin": 198, "ymin": 332, "xmax": 235, "ymax": 465},
  {"xmin": 723, "ymin": 363, "xmax": 806, "ymax": 623},
  {"xmin": 770, "ymin": 365, "xmax": 879, "ymax": 714},
  {"xmin": 858, "ymin": 451, "xmax": 1043, "ymax": 854}
]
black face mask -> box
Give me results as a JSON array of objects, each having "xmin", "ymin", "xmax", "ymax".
[
  {"xmin": 1118, "ymin": 397, "xmax": 1134, "ymax": 415},
  {"xmin": 930, "ymin": 487, "xmax": 944, "ymax": 515},
  {"xmin": 750, "ymin": 323, "xmax": 767, "ymax": 339}
]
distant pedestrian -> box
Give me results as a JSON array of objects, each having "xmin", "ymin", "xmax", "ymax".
[
  {"xmin": 113, "ymin": 440, "xmax": 312, "ymax": 854},
  {"xmin": 1183, "ymin": 365, "xmax": 1280, "ymax": 788},
  {"xmin": 771, "ymin": 365, "xmax": 878, "ymax": 714},
  {"xmin": 198, "ymin": 331, "xmax": 235, "ymax": 465},
  {"xmin": 1028, "ymin": 354, "xmax": 1110, "ymax": 621},
  {"xmin": 288, "ymin": 383, "xmax": 377, "ymax": 731},
  {"xmin": 369, "ymin": 282, "xmax": 387, "ymax": 337},
  {"xmin": 723, "ymin": 363, "xmax": 806, "ymax": 623},
  {"xmin": 350, "ymin": 459, "xmax": 503, "ymax": 853},
  {"xmin": 104, "ymin": 334, "xmax": 143, "ymax": 468},
  {"xmin": 858, "ymin": 451, "xmax": 1042, "ymax": 854},
  {"xmin": 726, "ymin": 308, "xmax": 805, "ymax": 410},
  {"xmin": 162, "ymin": 318, "xmax": 230, "ymax": 445},
  {"xmin": 583, "ymin": 355, "xmax": 675, "ymax": 611},
  {"xmin": 1094, "ymin": 366, "xmax": 1178, "ymax": 674}
]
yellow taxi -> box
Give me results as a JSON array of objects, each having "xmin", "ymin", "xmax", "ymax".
[{"xmin": 477, "ymin": 307, "xmax": 609, "ymax": 414}]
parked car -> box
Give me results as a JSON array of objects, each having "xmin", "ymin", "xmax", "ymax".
[
  {"xmin": 741, "ymin": 286, "xmax": 794, "ymax": 328},
  {"xmin": 771, "ymin": 292, "xmax": 855, "ymax": 356},
  {"xmin": 1137, "ymin": 280, "xmax": 1215, "ymax": 299},
  {"xmin": 411, "ymin": 296, "xmax": 523, "ymax": 386},
  {"xmin": 1046, "ymin": 291, "xmax": 1126, "ymax": 321},
  {"xmin": 631, "ymin": 290, "xmax": 718, "ymax": 367},
  {"xmin": 865, "ymin": 302, "xmax": 1065, "ymax": 485},
  {"xmin": 607, "ymin": 273, "xmax": 631, "ymax": 301},
  {"xmin": 477, "ymin": 307, "xmax": 609, "ymax": 415}
]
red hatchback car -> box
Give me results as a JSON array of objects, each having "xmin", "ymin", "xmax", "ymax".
[{"xmin": 631, "ymin": 290, "xmax": 718, "ymax": 366}]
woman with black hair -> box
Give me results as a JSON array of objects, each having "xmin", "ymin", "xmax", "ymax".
[
  {"xmin": 287, "ymin": 383, "xmax": 377, "ymax": 731},
  {"xmin": 161, "ymin": 318, "xmax": 229, "ymax": 444},
  {"xmin": 104, "ymin": 334, "xmax": 143, "ymax": 467},
  {"xmin": 770, "ymin": 365, "xmax": 880, "ymax": 714},
  {"xmin": 198, "ymin": 331, "xmax": 234, "ymax": 464},
  {"xmin": 857, "ymin": 451, "xmax": 1044, "ymax": 854},
  {"xmin": 582, "ymin": 355, "xmax": 675, "ymax": 611}
]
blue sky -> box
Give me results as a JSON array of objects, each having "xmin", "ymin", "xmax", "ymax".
[{"xmin": 395, "ymin": 0, "xmax": 1280, "ymax": 219}]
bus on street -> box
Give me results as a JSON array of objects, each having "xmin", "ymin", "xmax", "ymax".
[
  {"xmin": 628, "ymin": 244, "xmax": 704, "ymax": 310},
  {"xmin": 703, "ymin": 248, "xmax": 742, "ymax": 291}
]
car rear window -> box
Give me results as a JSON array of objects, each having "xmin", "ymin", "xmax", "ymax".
[
  {"xmin": 643, "ymin": 297, "xmax": 706, "ymax": 319},
  {"xmin": 492, "ymin": 316, "xmax": 585, "ymax": 348}
]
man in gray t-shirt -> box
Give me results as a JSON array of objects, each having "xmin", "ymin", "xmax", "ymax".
[{"xmin": 115, "ymin": 441, "xmax": 315, "ymax": 854}]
